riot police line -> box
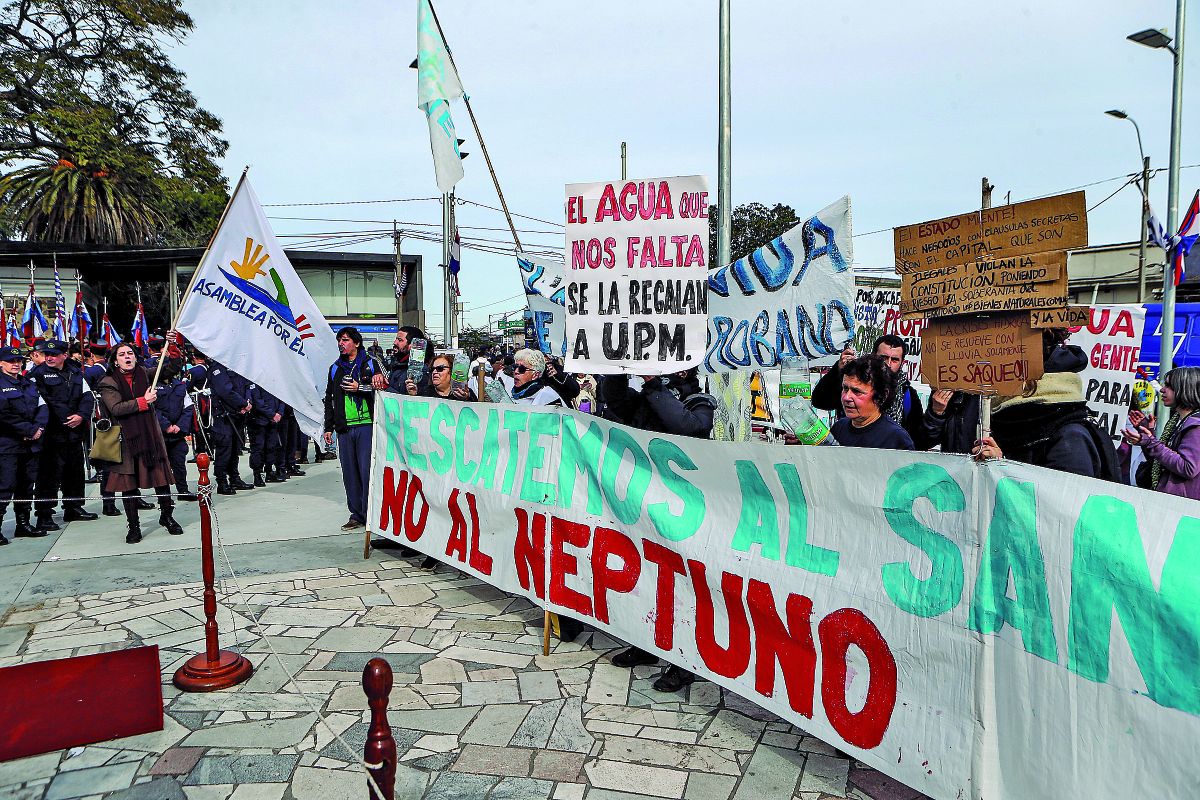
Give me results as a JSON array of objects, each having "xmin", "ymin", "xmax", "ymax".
[{"xmin": 0, "ymin": 333, "xmax": 327, "ymax": 547}]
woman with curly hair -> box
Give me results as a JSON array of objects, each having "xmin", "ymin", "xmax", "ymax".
[{"xmin": 830, "ymin": 354, "xmax": 914, "ymax": 450}]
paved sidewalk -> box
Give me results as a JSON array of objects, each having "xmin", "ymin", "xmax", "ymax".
[{"xmin": 0, "ymin": 467, "xmax": 924, "ymax": 800}]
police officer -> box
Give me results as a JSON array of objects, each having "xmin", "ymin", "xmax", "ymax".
[
  {"xmin": 155, "ymin": 360, "xmax": 197, "ymax": 502},
  {"xmin": 30, "ymin": 339, "xmax": 97, "ymax": 529},
  {"xmin": 187, "ymin": 349, "xmax": 212, "ymax": 458},
  {"xmin": 0, "ymin": 345, "xmax": 49, "ymax": 544},
  {"xmin": 226, "ymin": 367, "xmax": 255, "ymax": 491},
  {"xmin": 27, "ymin": 339, "xmax": 47, "ymax": 370},
  {"xmin": 144, "ymin": 332, "xmax": 166, "ymax": 373},
  {"xmin": 207, "ymin": 360, "xmax": 253, "ymax": 495},
  {"xmin": 247, "ymin": 382, "xmax": 284, "ymax": 485},
  {"xmin": 280, "ymin": 405, "xmax": 305, "ymax": 476}
]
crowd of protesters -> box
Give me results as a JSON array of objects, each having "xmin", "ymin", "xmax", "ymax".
[{"xmin": 313, "ymin": 321, "xmax": 1198, "ymax": 693}]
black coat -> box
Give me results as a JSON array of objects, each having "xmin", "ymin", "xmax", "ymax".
[
  {"xmin": 0, "ymin": 372, "xmax": 49, "ymax": 454},
  {"xmin": 600, "ymin": 375, "xmax": 715, "ymax": 439},
  {"xmin": 29, "ymin": 363, "xmax": 94, "ymax": 442},
  {"xmin": 917, "ymin": 392, "xmax": 981, "ymax": 454}
]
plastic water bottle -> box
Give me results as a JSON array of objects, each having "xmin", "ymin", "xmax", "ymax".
[
  {"xmin": 779, "ymin": 356, "xmax": 813, "ymax": 402},
  {"xmin": 407, "ymin": 339, "xmax": 428, "ymax": 384},
  {"xmin": 780, "ymin": 401, "xmax": 839, "ymax": 446},
  {"xmin": 779, "ymin": 355, "xmax": 838, "ymax": 445},
  {"xmin": 451, "ymin": 353, "xmax": 471, "ymax": 389},
  {"xmin": 485, "ymin": 378, "xmax": 513, "ymax": 403}
]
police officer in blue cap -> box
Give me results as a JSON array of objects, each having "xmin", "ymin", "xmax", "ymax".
[
  {"xmin": 0, "ymin": 345, "xmax": 49, "ymax": 544},
  {"xmin": 155, "ymin": 359, "xmax": 197, "ymax": 502},
  {"xmin": 30, "ymin": 339, "xmax": 97, "ymax": 529}
]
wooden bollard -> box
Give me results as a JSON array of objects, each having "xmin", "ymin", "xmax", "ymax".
[
  {"xmin": 363, "ymin": 658, "xmax": 396, "ymax": 800},
  {"xmin": 174, "ymin": 453, "xmax": 253, "ymax": 692}
]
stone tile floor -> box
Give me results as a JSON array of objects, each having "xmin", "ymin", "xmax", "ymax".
[{"xmin": 0, "ymin": 553, "xmax": 927, "ymax": 800}]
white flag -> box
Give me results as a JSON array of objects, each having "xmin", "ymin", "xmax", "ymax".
[
  {"xmin": 175, "ymin": 176, "xmax": 338, "ymax": 441},
  {"xmin": 417, "ymin": 0, "xmax": 465, "ymax": 193}
]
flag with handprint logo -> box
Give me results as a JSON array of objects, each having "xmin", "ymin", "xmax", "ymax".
[{"xmin": 174, "ymin": 175, "xmax": 338, "ymax": 440}]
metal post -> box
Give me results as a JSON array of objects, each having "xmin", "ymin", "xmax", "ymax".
[
  {"xmin": 1138, "ymin": 155, "xmax": 1150, "ymax": 302},
  {"xmin": 621, "ymin": 141, "xmax": 627, "ymax": 180},
  {"xmin": 1158, "ymin": 0, "xmax": 1187, "ymax": 433},
  {"xmin": 716, "ymin": 0, "xmax": 732, "ymax": 271},
  {"xmin": 980, "ymin": 179, "xmax": 994, "ymax": 446},
  {"xmin": 442, "ymin": 193, "xmax": 453, "ymax": 348}
]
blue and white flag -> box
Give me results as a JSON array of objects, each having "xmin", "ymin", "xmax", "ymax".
[
  {"xmin": 417, "ymin": 0, "xmax": 465, "ymax": 193},
  {"xmin": 1147, "ymin": 205, "xmax": 1170, "ymax": 251},
  {"xmin": 99, "ymin": 313, "xmax": 120, "ymax": 348},
  {"xmin": 51, "ymin": 264, "xmax": 68, "ymax": 341},
  {"xmin": 69, "ymin": 290, "xmax": 92, "ymax": 342}
]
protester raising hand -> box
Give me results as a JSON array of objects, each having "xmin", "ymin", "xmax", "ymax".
[{"xmin": 930, "ymin": 389, "xmax": 954, "ymax": 415}]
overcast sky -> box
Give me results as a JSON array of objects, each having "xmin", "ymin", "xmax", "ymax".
[{"xmin": 170, "ymin": 0, "xmax": 1197, "ymax": 333}]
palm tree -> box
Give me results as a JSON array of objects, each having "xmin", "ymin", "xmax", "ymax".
[{"xmin": 0, "ymin": 157, "xmax": 161, "ymax": 245}]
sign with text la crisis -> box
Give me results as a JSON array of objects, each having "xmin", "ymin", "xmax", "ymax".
[{"xmin": 564, "ymin": 176, "xmax": 709, "ymax": 374}]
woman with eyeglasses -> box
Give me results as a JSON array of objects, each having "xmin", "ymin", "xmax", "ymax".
[
  {"xmin": 497, "ymin": 349, "xmax": 563, "ymax": 406},
  {"xmin": 405, "ymin": 353, "xmax": 476, "ymax": 401}
]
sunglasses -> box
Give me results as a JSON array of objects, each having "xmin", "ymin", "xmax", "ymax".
[
  {"xmin": 514, "ymin": 365, "xmax": 534, "ymax": 374},
  {"xmin": 432, "ymin": 365, "xmax": 450, "ymax": 373}
]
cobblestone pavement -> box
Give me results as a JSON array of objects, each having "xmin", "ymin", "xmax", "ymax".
[{"xmin": 0, "ymin": 468, "xmax": 925, "ymax": 800}]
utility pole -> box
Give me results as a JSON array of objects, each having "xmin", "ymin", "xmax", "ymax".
[
  {"xmin": 442, "ymin": 192, "xmax": 453, "ymax": 348},
  {"xmin": 393, "ymin": 220, "xmax": 404, "ymax": 326},
  {"xmin": 716, "ymin": 0, "xmax": 732, "ymax": 271},
  {"xmin": 980, "ymin": 177, "xmax": 995, "ymax": 443},
  {"xmin": 1159, "ymin": 0, "xmax": 1187, "ymax": 434},
  {"xmin": 621, "ymin": 141, "xmax": 627, "ymax": 180},
  {"xmin": 1138, "ymin": 156, "xmax": 1151, "ymax": 302}
]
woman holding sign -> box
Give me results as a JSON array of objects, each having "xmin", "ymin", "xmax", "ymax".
[{"xmin": 1123, "ymin": 366, "xmax": 1200, "ymax": 499}]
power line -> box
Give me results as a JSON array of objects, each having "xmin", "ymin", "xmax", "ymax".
[
  {"xmin": 262, "ymin": 197, "xmax": 441, "ymax": 207},
  {"xmin": 457, "ymin": 198, "xmax": 564, "ymax": 229}
]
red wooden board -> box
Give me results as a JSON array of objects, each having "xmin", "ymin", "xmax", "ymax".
[{"xmin": 0, "ymin": 645, "xmax": 163, "ymax": 761}]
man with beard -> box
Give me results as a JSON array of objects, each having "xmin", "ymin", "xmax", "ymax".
[
  {"xmin": 812, "ymin": 334, "xmax": 923, "ymax": 443},
  {"xmin": 371, "ymin": 326, "xmax": 432, "ymax": 394}
]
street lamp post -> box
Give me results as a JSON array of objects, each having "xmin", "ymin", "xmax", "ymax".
[
  {"xmin": 1129, "ymin": 5, "xmax": 1186, "ymax": 432},
  {"xmin": 1104, "ymin": 110, "xmax": 1151, "ymax": 301}
]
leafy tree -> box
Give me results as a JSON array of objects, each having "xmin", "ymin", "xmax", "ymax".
[
  {"xmin": 708, "ymin": 202, "xmax": 803, "ymax": 266},
  {"xmin": 0, "ymin": 0, "xmax": 228, "ymax": 244}
]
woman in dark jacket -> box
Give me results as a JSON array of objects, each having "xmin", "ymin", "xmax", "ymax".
[
  {"xmin": 976, "ymin": 332, "xmax": 1119, "ymax": 480},
  {"xmin": 96, "ymin": 343, "xmax": 182, "ymax": 544},
  {"xmin": 406, "ymin": 353, "xmax": 475, "ymax": 401}
]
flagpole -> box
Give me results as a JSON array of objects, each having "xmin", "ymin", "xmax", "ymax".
[
  {"xmin": 152, "ymin": 166, "xmax": 251, "ymax": 387},
  {"xmin": 425, "ymin": 0, "xmax": 523, "ymax": 252}
]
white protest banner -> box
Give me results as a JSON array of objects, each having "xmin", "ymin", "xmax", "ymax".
[
  {"xmin": 852, "ymin": 286, "xmax": 925, "ymax": 383},
  {"xmin": 175, "ymin": 176, "xmax": 337, "ymax": 440},
  {"xmin": 564, "ymin": 176, "xmax": 709, "ymax": 374},
  {"xmin": 1070, "ymin": 304, "xmax": 1146, "ymax": 443},
  {"xmin": 368, "ymin": 394, "xmax": 1200, "ymax": 800},
  {"xmin": 705, "ymin": 197, "xmax": 854, "ymax": 373},
  {"xmin": 517, "ymin": 253, "xmax": 567, "ymax": 357}
]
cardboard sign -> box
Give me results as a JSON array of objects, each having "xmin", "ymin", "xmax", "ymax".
[
  {"xmin": 1030, "ymin": 306, "xmax": 1090, "ymax": 329},
  {"xmin": 920, "ymin": 312, "xmax": 1044, "ymax": 394},
  {"xmin": 899, "ymin": 252, "xmax": 1068, "ymax": 318},
  {"xmin": 894, "ymin": 191, "xmax": 1087, "ymax": 273},
  {"xmin": 564, "ymin": 175, "xmax": 710, "ymax": 374}
]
